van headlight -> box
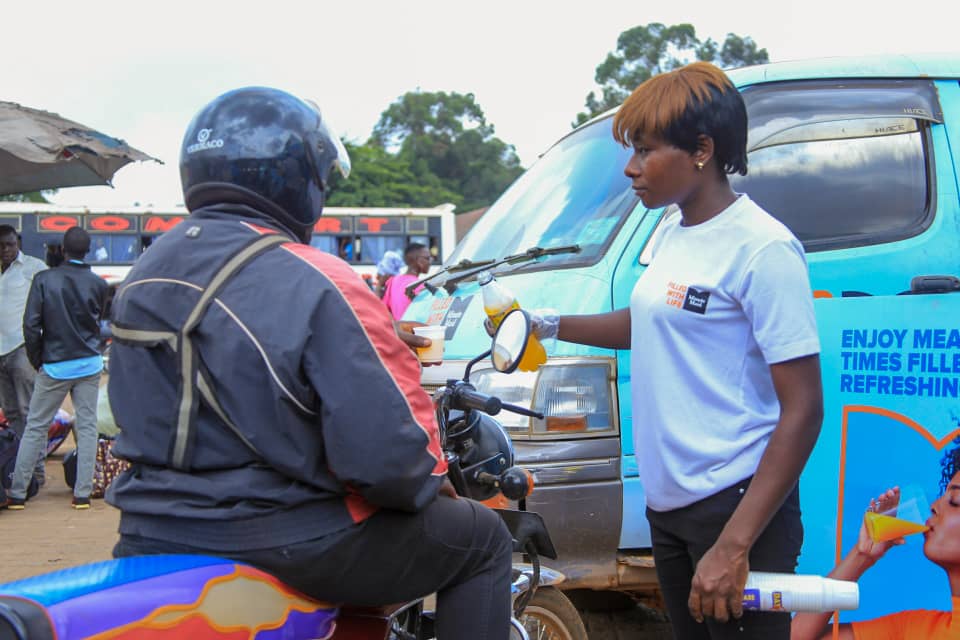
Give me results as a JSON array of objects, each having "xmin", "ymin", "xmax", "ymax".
[{"xmin": 470, "ymin": 357, "xmax": 617, "ymax": 438}]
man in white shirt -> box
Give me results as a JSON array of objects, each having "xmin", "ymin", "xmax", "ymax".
[
  {"xmin": 93, "ymin": 239, "xmax": 108, "ymax": 262},
  {"xmin": 0, "ymin": 225, "xmax": 48, "ymax": 481}
]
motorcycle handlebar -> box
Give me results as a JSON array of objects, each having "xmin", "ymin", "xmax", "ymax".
[
  {"xmin": 452, "ymin": 386, "xmax": 503, "ymax": 415},
  {"xmin": 444, "ymin": 382, "xmax": 544, "ymax": 420},
  {"xmin": 501, "ymin": 402, "xmax": 544, "ymax": 420}
]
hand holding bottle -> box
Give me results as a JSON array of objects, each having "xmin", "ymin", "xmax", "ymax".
[
  {"xmin": 483, "ymin": 308, "xmax": 559, "ymax": 341},
  {"xmin": 743, "ymin": 572, "xmax": 859, "ymax": 612},
  {"xmin": 530, "ymin": 309, "xmax": 560, "ymax": 340},
  {"xmin": 478, "ymin": 271, "xmax": 547, "ymax": 371}
]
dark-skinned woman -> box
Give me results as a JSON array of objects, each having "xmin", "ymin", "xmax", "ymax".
[{"xmin": 531, "ymin": 62, "xmax": 823, "ymax": 640}]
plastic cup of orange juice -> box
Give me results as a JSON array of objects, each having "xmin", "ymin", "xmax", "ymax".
[
  {"xmin": 413, "ymin": 325, "xmax": 445, "ymax": 364},
  {"xmin": 864, "ymin": 485, "xmax": 930, "ymax": 543}
]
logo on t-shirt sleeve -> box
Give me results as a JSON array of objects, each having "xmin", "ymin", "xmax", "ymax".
[{"xmin": 682, "ymin": 287, "xmax": 711, "ymax": 314}]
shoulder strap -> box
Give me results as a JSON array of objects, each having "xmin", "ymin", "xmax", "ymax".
[
  {"xmin": 113, "ymin": 232, "xmax": 288, "ymax": 470},
  {"xmin": 171, "ymin": 233, "xmax": 288, "ymax": 470}
]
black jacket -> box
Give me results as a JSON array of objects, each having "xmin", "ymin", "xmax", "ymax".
[
  {"xmin": 23, "ymin": 261, "xmax": 108, "ymax": 370},
  {"xmin": 106, "ymin": 205, "xmax": 445, "ymax": 551}
]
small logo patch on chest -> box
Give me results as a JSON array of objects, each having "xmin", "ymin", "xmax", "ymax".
[{"xmin": 682, "ymin": 287, "xmax": 710, "ymax": 314}]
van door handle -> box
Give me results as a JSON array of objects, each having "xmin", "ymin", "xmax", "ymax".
[{"xmin": 909, "ymin": 275, "xmax": 960, "ymax": 294}]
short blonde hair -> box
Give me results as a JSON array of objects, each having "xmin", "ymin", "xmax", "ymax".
[{"xmin": 612, "ymin": 62, "xmax": 748, "ymax": 175}]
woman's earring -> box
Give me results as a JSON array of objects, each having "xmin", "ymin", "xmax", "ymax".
[{"xmin": 695, "ymin": 161, "xmax": 705, "ymax": 171}]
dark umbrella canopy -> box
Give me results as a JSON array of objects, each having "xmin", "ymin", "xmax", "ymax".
[{"xmin": 0, "ymin": 100, "xmax": 159, "ymax": 196}]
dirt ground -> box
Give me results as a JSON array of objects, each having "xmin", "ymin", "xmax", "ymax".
[
  {"xmin": 1, "ymin": 440, "xmax": 121, "ymax": 583},
  {"xmin": 1, "ymin": 374, "xmax": 120, "ymax": 585}
]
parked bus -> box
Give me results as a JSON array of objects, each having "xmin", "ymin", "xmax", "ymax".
[{"xmin": 0, "ymin": 202, "xmax": 456, "ymax": 285}]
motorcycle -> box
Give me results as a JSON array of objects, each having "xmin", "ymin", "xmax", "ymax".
[{"xmin": 0, "ymin": 309, "xmax": 586, "ymax": 640}]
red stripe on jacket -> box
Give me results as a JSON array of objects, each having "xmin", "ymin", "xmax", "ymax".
[
  {"xmin": 281, "ymin": 242, "xmax": 446, "ymax": 475},
  {"xmin": 241, "ymin": 221, "xmax": 279, "ymax": 235},
  {"xmin": 345, "ymin": 492, "xmax": 379, "ymax": 523}
]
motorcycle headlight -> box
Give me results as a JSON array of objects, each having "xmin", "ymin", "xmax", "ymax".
[{"xmin": 470, "ymin": 358, "xmax": 617, "ymax": 438}]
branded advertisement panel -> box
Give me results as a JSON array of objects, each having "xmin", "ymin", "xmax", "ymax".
[{"xmin": 800, "ymin": 295, "xmax": 959, "ymax": 622}]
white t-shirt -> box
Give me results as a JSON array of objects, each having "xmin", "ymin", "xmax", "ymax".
[
  {"xmin": 0, "ymin": 251, "xmax": 47, "ymax": 355},
  {"xmin": 630, "ymin": 195, "xmax": 820, "ymax": 512}
]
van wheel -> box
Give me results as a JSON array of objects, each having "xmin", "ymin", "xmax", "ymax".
[{"xmin": 519, "ymin": 587, "xmax": 588, "ymax": 640}]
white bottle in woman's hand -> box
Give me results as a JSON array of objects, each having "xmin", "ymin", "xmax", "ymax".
[{"xmin": 743, "ymin": 572, "xmax": 859, "ymax": 613}]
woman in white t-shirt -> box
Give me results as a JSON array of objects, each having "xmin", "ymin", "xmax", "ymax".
[{"xmin": 532, "ymin": 62, "xmax": 824, "ymax": 639}]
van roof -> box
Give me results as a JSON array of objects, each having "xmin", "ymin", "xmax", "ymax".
[
  {"xmin": 727, "ymin": 53, "xmax": 960, "ymax": 86},
  {"xmin": 569, "ymin": 53, "xmax": 960, "ymax": 137}
]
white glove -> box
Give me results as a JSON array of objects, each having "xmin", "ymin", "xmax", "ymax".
[
  {"xmin": 484, "ymin": 308, "xmax": 559, "ymax": 341},
  {"xmin": 529, "ymin": 308, "xmax": 560, "ymax": 341}
]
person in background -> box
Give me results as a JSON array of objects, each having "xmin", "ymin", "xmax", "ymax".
[
  {"xmin": 522, "ymin": 62, "xmax": 823, "ymax": 639},
  {"xmin": 375, "ymin": 249, "xmax": 404, "ymax": 299},
  {"xmin": 336, "ymin": 236, "xmax": 354, "ymax": 261},
  {"xmin": 383, "ymin": 242, "xmax": 431, "ymax": 320},
  {"xmin": 105, "ymin": 87, "xmax": 512, "ymax": 640},
  {"xmin": 44, "ymin": 242, "xmax": 64, "ymax": 268},
  {"xmin": 3, "ymin": 226, "xmax": 108, "ymax": 510},
  {"xmin": 791, "ymin": 441, "xmax": 960, "ymax": 639},
  {"xmin": 93, "ymin": 238, "xmax": 109, "ymax": 262},
  {"xmin": 0, "ymin": 224, "xmax": 48, "ymax": 486}
]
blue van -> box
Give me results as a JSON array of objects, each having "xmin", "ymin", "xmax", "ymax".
[{"xmin": 408, "ymin": 54, "xmax": 960, "ymax": 624}]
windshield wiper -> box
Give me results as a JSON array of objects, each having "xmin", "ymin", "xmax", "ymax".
[
  {"xmin": 407, "ymin": 245, "xmax": 581, "ymax": 297},
  {"xmin": 404, "ymin": 257, "xmax": 497, "ymax": 297}
]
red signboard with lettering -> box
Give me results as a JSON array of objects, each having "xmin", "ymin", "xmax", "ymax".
[
  {"xmin": 85, "ymin": 215, "xmax": 137, "ymax": 233},
  {"xmin": 356, "ymin": 217, "xmax": 403, "ymax": 233},
  {"xmin": 38, "ymin": 215, "xmax": 82, "ymax": 232},
  {"xmin": 313, "ymin": 216, "xmax": 354, "ymax": 234},
  {"xmin": 32, "ymin": 212, "xmax": 416, "ymax": 237},
  {"xmin": 142, "ymin": 216, "xmax": 185, "ymax": 233}
]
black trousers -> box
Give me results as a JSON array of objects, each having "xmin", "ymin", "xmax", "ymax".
[
  {"xmin": 114, "ymin": 496, "xmax": 514, "ymax": 640},
  {"xmin": 646, "ymin": 477, "xmax": 803, "ymax": 640}
]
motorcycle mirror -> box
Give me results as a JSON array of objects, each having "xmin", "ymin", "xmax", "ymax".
[{"xmin": 491, "ymin": 308, "xmax": 530, "ymax": 373}]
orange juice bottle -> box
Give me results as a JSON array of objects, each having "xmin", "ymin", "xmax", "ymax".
[{"xmin": 478, "ymin": 271, "xmax": 547, "ymax": 372}]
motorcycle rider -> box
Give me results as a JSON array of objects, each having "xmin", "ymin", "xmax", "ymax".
[{"xmin": 106, "ymin": 87, "xmax": 513, "ymax": 640}]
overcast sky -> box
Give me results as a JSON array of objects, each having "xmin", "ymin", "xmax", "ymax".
[{"xmin": 4, "ymin": 0, "xmax": 957, "ymax": 209}]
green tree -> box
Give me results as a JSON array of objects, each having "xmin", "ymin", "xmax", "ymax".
[
  {"xmin": 325, "ymin": 142, "xmax": 460, "ymax": 208},
  {"xmin": 370, "ymin": 91, "xmax": 523, "ymax": 211},
  {"xmin": 0, "ymin": 190, "xmax": 54, "ymax": 202},
  {"xmin": 574, "ymin": 23, "xmax": 769, "ymax": 126},
  {"xmin": 372, "ymin": 90, "xmax": 490, "ymax": 153},
  {"xmin": 446, "ymin": 129, "xmax": 522, "ymax": 212}
]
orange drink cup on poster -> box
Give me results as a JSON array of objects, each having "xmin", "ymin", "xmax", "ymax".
[
  {"xmin": 864, "ymin": 485, "xmax": 930, "ymax": 543},
  {"xmin": 413, "ymin": 325, "xmax": 445, "ymax": 364}
]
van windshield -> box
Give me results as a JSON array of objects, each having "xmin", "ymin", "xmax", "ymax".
[{"xmin": 448, "ymin": 117, "xmax": 638, "ymax": 269}]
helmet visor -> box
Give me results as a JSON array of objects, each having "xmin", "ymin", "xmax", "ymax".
[
  {"xmin": 305, "ymin": 99, "xmax": 351, "ymax": 180},
  {"xmin": 320, "ymin": 118, "xmax": 351, "ymax": 180}
]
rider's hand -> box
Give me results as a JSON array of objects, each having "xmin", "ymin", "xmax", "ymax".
[
  {"xmin": 438, "ymin": 478, "xmax": 459, "ymax": 499},
  {"xmin": 396, "ymin": 320, "xmax": 441, "ymax": 366},
  {"xmin": 688, "ymin": 538, "xmax": 749, "ymax": 624}
]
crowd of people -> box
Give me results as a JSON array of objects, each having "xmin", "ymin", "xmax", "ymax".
[
  {"xmin": 0, "ymin": 59, "xmax": 951, "ymax": 640},
  {"xmin": 0, "ymin": 224, "xmax": 109, "ymax": 510}
]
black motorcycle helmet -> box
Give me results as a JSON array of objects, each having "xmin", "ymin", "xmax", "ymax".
[{"xmin": 179, "ymin": 86, "xmax": 350, "ymax": 242}]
